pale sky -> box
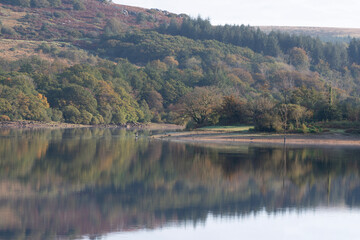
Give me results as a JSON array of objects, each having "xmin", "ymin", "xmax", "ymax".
[{"xmin": 113, "ymin": 0, "xmax": 360, "ymax": 28}]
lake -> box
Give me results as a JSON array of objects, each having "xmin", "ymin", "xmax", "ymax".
[{"xmin": 0, "ymin": 128, "xmax": 360, "ymax": 240}]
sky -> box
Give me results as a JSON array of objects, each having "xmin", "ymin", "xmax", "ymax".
[
  {"xmin": 113, "ymin": 0, "xmax": 360, "ymax": 28},
  {"xmin": 102, "ymin": 209, "xmax": 360, "ymax": 240}
]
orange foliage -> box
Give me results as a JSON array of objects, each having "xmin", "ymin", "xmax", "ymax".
[{"xmin": 38, "ymin": 94, "xmax": 50, "ymax": 108}]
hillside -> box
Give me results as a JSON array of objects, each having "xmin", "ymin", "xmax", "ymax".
[
  {"xmin": 259, "ymin": 26, "xmax": 360, "ymax": 42},
  {"xmin": 0, "ymin": 0, "xmax": 360, "ymax": 130},
  {"xmin": 0, "ymin": 0, "xmax": 177, "ymax": 62}
]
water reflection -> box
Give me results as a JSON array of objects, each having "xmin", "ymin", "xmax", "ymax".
[{"xmin": 0, "ymin": 129, "xmax": 360, "ymax": 239}]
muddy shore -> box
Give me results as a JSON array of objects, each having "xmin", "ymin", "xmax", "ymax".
[{"xmin": 153, "ymin": 130, "xmax": 360, "ymax": 147}]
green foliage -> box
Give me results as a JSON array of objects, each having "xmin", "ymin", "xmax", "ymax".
[
  {"xmin": 289, "ymin": 47, "xmax": 310, "ymax": 70},
  {"xmin": 73, "ymin": 0, "xmax": 85, "ymax": 10},
  {"xmin": 139, "ymin": 100, "xmax": 152, "ymax": 123},
  {"xmin": 1, "ymin": 26, "xmax": 17, "ymax": 36},
  {"xmin": 251, "ymin": 97, "xmax": 277, "ymax": 131},
  {"xmin": 0, "ymin": 98, "xmax": 12, "ymax": 115},
  {"xmin": 136, "ymin": 12, "xmax": 147, "ymax": 24},
  {"xmin": 301, "ymin": 123, "xmax": 309, "ymax": 133},
  {"xmin": 159, "ymin": 16, "xmax": 352, "ymax": 70},
  {"xmin": 104, "ymin": 18, "xmax": 124, "ymax": 36},
  {"xmin": 96, "ymin": 12, "xmax": 105, "ymax": 18},
  {"xmin": 1, "ymin": 0, "xmax": 31, "ymax": 7},
  {"xmin": 49, "ymin": 108, "xmax": 63, "ymax": 122},
  {"xmin": 48, "ymin": 0, "xmax": 61, "ymax": 7},
  {"xmin": 63, "ymin": 105, "xmax": 81, "ymax": 123},
  {"xmin": 0, "ymin": 7, "xmax": 359, "ymax": 129},
  {"xmin": 30, "ymin": 0, "xmax": 50, "ymax": 8}
]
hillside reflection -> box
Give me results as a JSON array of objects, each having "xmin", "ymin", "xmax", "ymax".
[{"xmin": 0, "ymin": 129, "xmax": 360, "ymax": 239}]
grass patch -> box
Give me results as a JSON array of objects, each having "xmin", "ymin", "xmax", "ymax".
[
  {"xmin": 316, "ymin": 121, "xmax": 360, "ymax": 129},
  {"xmin": 315, "ymin": 121, "xmax": 360, "ymax": 134},
  {"xmin": 198, "ymin": 125, "xmax": 254, "ymax": 132}
]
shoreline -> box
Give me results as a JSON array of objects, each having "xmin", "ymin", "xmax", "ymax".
[
  {"xmin": 0, "ymin": 121, "xmax": 184, "ymax": 130},
  {"xmin": 153, "ymin": 130, "xmax": 360, "ymax": 147}
]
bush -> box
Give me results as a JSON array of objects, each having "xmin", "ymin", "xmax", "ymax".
[
  {"xmin": 301, "ymin": 123, "xmax": 309, "ymax": 133},
  {"xmin": 112, "ymin": 108, "xmax": 127, "ymax": 124},
  {"xmin": 48, "ymin": 0, "xmax": 61, "ymax": 7},
  {"xmin": 2, "ymin": 0, "xmax": 31, "ymax": 7},
  {"xmin": 53, "ymin": 11, "xmax": 65, "ymax": 18},
  {"xmin": 96, "ymin": 12, "xmax": 105, "ymax": 18},
  {"xmin": 1, "ymin": 26, "xmax": 17, "ymax": 36},
  {"xmin": 152, "ymin": 112, "xmax": 162, "ymax": 123},
  {"xmin": 185, "ymin": 120, "xmax": 196, "ymax": 130},
  {"xmin": 0, "ymin": 115, "xmax": 11, "ymax": 121},
  {"xmin": 80, "ymin": 110, "xmax": 93, "ymax": 124},
  {"xmin": 307, "ymin": 125, "xmax": 322, "ymax": 133},
  {"xmin": 73, "ymin": 0, "xmax": 85, "ymax": 10},
  {"xmin": 91, "ymin": 114, "xmax": 104, "ymax": 125},
  {"xmin": 49, "ymin": 108, "xmax": 63, "ymax": 122},
  {"xmin": 63, "ymin": 105, "xmax": 81, "ymax": 123},
  {"xmin": 30, "ymin": 0, "xmax": 50, "ymax": 8},
  {"xmin": 345, "ymin": 129, "xmax": 360, "ymax": 134}
]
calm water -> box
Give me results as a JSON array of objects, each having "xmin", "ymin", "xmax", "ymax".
[{"xmin": 1, "ymin": 128, "xmax": 360, "ymax": 240}]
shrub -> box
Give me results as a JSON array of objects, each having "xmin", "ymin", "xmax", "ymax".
[
  {"xmin": 185, "ymin": 120, "xmax": 196, "ymax": 130},
  {"xmin": 80, "ymin": 110, "xmax": 93, "ymax": 124},
  {"xmin": 345, "ymin": 129, "xmax": 360, "ymax": 134},
  {"xmin": 48, "ymin": 0, "xmax": 62, "ymax": 7},
  {"xmin": 49, "ymin": 108, "xmax": 64, "ymax": 122},
  {"xmin": 53, "ymin": 11, "xmax": 65, "ymax": 18},
  {"xmin": 30, "ymin": 0, "xmax": 50, "ymax": 8},
  {"xmin": 96, "ymin": 12, "xmax": 105, "ymax": 18},
  {"xmin": 301, "ymin": 123, "xmax": 309, "ymax": 134},
  {"xmin": 1, "ymin": 26, "xmax": 17, "ymax": 36},
  {"xmin": 63, "ymin": 105, "xmax": 81, "ymax": 123},
  {"xmin": 0, "ymin": 115, "xmax": 11, "ymax": 121},
  {"xmin": 112, "ymin": 108, "xmax": 127, "ymax": 124},
  {"xmin": 73, "ymin": 0, "xmax": 85, "ymax": 10},
  {"xmin": 91, "ymin": 114, "xmax": 104, "ymax": 125}
]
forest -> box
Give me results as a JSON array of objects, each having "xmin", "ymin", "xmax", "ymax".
[{"xmin": 0, "ymin": 0, "xmax": 360, "ymax": 132}]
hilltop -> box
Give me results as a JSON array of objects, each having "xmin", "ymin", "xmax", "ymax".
[
  {"xmin": 0, "ymin": 0, "xmax": 178, "ymax": 62},
  {"xmin": 259, "ymin": 26, "xmax": 360, "ymax": 42},
  {"xmin": 0, "ymin": 0, "xmax": 360, "ymax": 131}
]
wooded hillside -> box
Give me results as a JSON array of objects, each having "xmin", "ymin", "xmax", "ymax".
[{"xmin": 0, "ymin": 0, "xmax": 360, "ymax": 131}]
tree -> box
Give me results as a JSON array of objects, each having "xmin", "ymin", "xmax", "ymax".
[
  {"xmin": 289, "ymin": 47, "xmax": 309, "ymax": 70},
  {"xmin": 218, "ymin": 95, "xmax": 249, "ymax": 125},
  {"xmin": 264, "ymin": 33, "xmax": 281, "ymax": 57},
  {"xmin": 61, "ymin": 85, "xmax": 97, "ymax": 114},
  {"xmin": 0, "ymin": 98, "xmax": 12, "ymax": 116},
  {"xmin": 176, "ymin": 87, "xmax": 222, "ymax": 127},
  {"xmin": 277, "ymin": 103, "xmax": 311, "ymax": 132},
  {"xmin": 142, "ymin": 90, "xmax": 163, "ymax": 112},
  {"xmin": 251, "ymin": 97, "xmax": 279, "ymax": 131}
]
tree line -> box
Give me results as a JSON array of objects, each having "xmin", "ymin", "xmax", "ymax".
[{"xmin": 159, "ymin": 17, "xmax": 360, "ymax": 71}]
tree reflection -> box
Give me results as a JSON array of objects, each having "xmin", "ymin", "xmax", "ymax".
[{"xmin": 0, "ymin": 129, "xmax": 360, "ymax": 239}]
